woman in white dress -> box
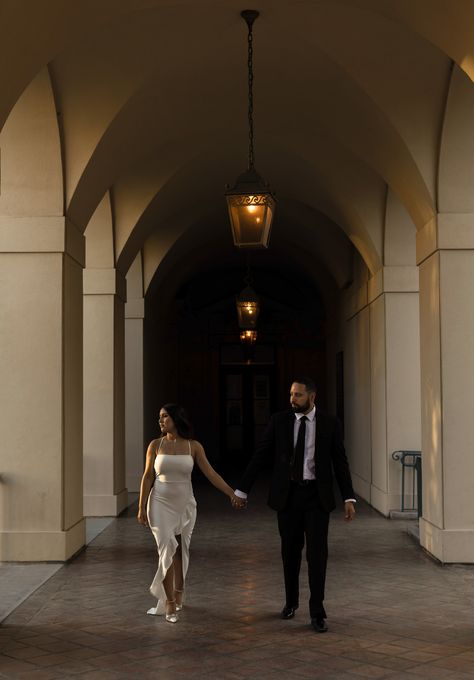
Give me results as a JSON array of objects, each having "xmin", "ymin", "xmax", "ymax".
[{"xmin": 138, "ymin": 403, "xmax": 244, "ymax": 622}]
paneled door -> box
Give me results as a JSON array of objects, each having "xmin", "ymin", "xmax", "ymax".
[{"xmin": 221, "ymin": 366, "xmax": 274, "ymax": 471}]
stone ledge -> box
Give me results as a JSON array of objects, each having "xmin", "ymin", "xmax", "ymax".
[
  {"xmin": 0, "ymin": 216, "xmax": 85, "ymax": 265},
  {"xmin": 83, "ymin": 268, "xmax": 127, "ymax": 300},
  {"xmin": 389, "ymin": 510, "xmax": 418, "ymax": 520},
  {"xmin": 419, "ymin": 518, "xmax": 474, "ymax": 563},
  {"xmin": 83, "ymin": 489, "xmax": 128, "ymax": 517},
  {"xmin": 0, "ymin": 519, "xmax": 85, "ymax": 561}
]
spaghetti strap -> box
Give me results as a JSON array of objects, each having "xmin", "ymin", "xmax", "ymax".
[{"xmin": 188, "ymin": 440, "xmax": 192, "ymax": 455}]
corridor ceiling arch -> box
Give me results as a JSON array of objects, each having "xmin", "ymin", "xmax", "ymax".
[
  {"xmin": 49, "ymin": 3, "xmax": 441, "ymax": 235},
  {"xmin": 2, "ymin": 0, "xmax": 474, "ymax": 133},
  {"xmin": 111, "ymin": 140, "xmax": 384, "ymax": 278},
  {"xmin": 0, "ymin": 4, "xmax": 471, "ymax": 287},
  {"xmin": 3, "ymin": 0, "xmax": 471, "ymax": 280}
]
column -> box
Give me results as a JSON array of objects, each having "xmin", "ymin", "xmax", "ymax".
[
  {"xmin": 417, "ymin": 214, "xmax": 474, "ymax": 561},
  {"xmin": 83, "ymin": 268, "xmax": 128, "ymax": 515},
  {"xmin": 125, "ymin": 297, "xmax": 145, "ymax": 492},
  {"xmin": 0, "ymin": 216, "xmax": 85, "ymax": 560},
  {"xmin": 368, "ymin": 267, "xmax": 421, "ymax": 515}
]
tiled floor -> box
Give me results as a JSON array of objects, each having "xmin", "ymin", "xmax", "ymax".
[
  {"xmin": 0, "ymin": 517, "xmax": 120, "ymax": 624},
  {"xmin": 1, "ymin": 478, "xmax": 474, "ymax": 679}
]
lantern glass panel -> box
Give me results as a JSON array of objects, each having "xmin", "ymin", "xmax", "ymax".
[
  {"xmin": 236, "ymin": 299, "xmax": 259, "ymax": 328},
  {"xmin": 227, "ymin": 192, "xmax": 275, "ymax": 248}
]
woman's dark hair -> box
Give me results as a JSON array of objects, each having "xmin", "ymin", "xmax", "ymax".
[{"xmin": 161, "ymin": 403, "xmax": 193, "ymax": 439}]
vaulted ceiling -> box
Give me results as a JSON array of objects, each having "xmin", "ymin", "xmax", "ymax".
[{"xmin": 2, "ymin": 0, "xmax": 474, "ymax": 302}]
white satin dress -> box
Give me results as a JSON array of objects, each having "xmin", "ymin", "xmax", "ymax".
[{"xmin": 146, "ymin": 438, "xmax": 197, "ymax": 615}]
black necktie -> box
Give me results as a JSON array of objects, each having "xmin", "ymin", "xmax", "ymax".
[{"xmin": 292, "ymin": 416, "xmax": 307, "ymax": 482}]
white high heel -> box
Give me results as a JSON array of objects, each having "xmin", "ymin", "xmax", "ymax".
[
  {"xmin": 165, "ymin": 599, "xmax": 178, "ymax": 623},
  {"xmin": 175, "ymin": 589, "xmax": 184, "ymax": 612}
]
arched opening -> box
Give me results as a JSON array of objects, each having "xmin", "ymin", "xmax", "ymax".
[{"xmin": 143, "ymin": 258, "xmax": 330, "ymax": 474}]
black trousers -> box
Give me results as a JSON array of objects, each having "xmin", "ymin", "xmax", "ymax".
[{"xmin": 277, "ymin": 481, "xmax": 330, "ymax": 619}]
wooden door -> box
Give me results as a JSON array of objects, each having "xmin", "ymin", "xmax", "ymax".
[{"xmin": 221, "ymin": 366, "xmax": 274, "ymax": 471}]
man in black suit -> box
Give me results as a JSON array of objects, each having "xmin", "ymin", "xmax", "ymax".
[{"xmin": 234, "ymin": 376, "xmax": 356, "ymax": 632}]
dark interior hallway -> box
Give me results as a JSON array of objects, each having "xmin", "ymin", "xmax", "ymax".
[{"xmin": 144, "ymin": 261, "xmax": 329, "ymax": 469}]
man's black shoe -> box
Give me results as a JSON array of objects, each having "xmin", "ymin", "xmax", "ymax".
[
  {"xmin": 311, "ymin": 617, "xmax": 328, "ymax": 633},
  {"xmin": 280, "ymin": 605, "xmax": 298, "ymax": 619}
]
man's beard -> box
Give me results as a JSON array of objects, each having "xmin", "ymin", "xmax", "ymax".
[{"xmin": 291, "ymin": 399, "xmax": 311, "ymax": 413}]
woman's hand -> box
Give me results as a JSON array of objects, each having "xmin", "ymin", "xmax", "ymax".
[{"xmin": 137, "ymin": 508, "xmax": 149, "ymax": 526}]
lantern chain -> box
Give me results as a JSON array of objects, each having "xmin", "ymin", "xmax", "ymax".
[{"xmin": 247, "ymin": 18, "xmax": 255, "ymax": 170}]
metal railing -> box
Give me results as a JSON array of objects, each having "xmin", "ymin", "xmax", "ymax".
[{"xmin": 392, "ymin": 450, "xmax": 422, "ymax": 516}]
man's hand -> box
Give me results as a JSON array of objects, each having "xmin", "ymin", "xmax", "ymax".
[
  {"xmin": 231, "ymin": 493, "xmax": 247, "ymax": 510},
  {"xmin": 344, "ymin": 501, "xmax": 356, "ymax": 521}
]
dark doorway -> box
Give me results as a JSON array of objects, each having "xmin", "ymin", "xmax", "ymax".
[{"xmin": 220, "ymin": 361, "xmax": 276, "ymax": 472}]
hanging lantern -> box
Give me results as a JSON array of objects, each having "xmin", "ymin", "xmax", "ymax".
[
  {"xmin": 226, "ymin": 168, "xmax": 276, "ymax": 249},
  {"xmin": 240, "ymin": 329, "xmax": 257, "ymax": 345},
  {"xmin": 236, "ymin": 284, "xmax": 260, "ymax": 329},
  {"xmin": 225, "ymin": 10, "xmax": 276, "ymax": 249}
]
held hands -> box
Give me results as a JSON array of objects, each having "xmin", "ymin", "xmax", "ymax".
[
  {"xmin": 230, "ymin": 493, "xmax": 247, "ymax": 510},
  {"xmin": 344, "ymin": 501, "xmax": 356, "ymax": 522},
  {"xmin": 137, "ymin": 508, "xmax": 149, "ymax": 527}
]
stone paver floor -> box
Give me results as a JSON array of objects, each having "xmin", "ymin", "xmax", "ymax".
[{"xmin": 1, "ymin": 478, "xmax": 474, "ymax": 679}]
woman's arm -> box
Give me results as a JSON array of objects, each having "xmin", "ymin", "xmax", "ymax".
[
  {"xmin": 137, "ymin": 440, "xmax": 158, "ymax": 526},
  {"xmin": 192, "ymin": 441, "xmax": 244, "ymax": 507}
]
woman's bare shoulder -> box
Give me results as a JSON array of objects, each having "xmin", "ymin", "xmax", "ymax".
[
  {"xmin": 147, "ymin": 437, "xmax": 163, "ymax": 453},
  {"xmin": 190, "ymin": 439, "xmax": 204, "ymax": 455}
]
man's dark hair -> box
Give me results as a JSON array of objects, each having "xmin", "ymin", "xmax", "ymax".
[
  {"xmin": 292, "ymin": 376, "xmax": 317, "ymax": 393},
  {"xmin": 161, "ymin": 403, "xmax": 194, "ymax": 439}
]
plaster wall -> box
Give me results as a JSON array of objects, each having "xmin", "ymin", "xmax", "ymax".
[
  {"xmin": 0, "ymin": 68, "xmax": 63, "ymax": 216},
  {"xmin": 440, "ymin": 252, "xmax": 474, "ymax": 530},
  {"xmin": 385, "ymin": 189, "xmax": 416, "ymax": 266},
  {"xmin": 113, "ymin": 296, "xmax": 126, "ymax": 494},
  {"xmin": 419, "ymin": 254, "xmax": 443, "ymax": 531},
  {"xmin": 385, "ymin": 293, "xmax": 421, "ymax": 503},
  {"xmin": 0, "ymin": 252, "xmax": 84, "ymax": 559},
  {"xmin": 439, "ymin": 66, "xmax": 474, "ymax": 213},
  {"xmin": 83, "ymin": 296, "xmax": 115, "ymax": 496},
  {"xmin": 125, "ymin": 254, "xmax": 145, "ymax": 491},
  {"xmin": 370, "ymin": 292, "xmax": 421, "ymax": 515},
  {"xmin": 369, "ymin": 295, "xmax": 387, "ymax": 508},
  {"xmin": 83, "ymin": 280, "xmax": 128, "ymax": 516},
  {"xmin": 0, "ymin": 254, "xmax": 63, "ymax": 530},
  {"xmin": 125, "ymin": 314, "xmax": 144, "ymax": 491},
  {"xmin": 64, "ymin": 255, "xmax": 85, "ymax": 528},
  {"xmin": 344, "ymin": 307, "xmax": 371, "ymax": 502},
  {"xmin": 419, "ymin": 249, "xmax": 474, "ymax": 560}
]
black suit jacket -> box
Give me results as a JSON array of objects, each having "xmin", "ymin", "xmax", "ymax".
[{"xmin": 239, "ymin": 409, "xmax": 355, "ymax": 512}]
